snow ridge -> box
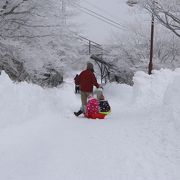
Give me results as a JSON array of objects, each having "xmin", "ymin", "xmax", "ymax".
[{"xmin": 0, "ymin": 69, "xmax": 180, "ymax": 180}]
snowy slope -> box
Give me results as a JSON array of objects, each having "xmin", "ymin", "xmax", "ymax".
[{"xmin": 0, "ymin": 69, "xmax": 180, "ymax": 180}]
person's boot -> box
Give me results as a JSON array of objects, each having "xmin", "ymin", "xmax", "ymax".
[{"xmin": 74, "ymin": 110, "xmax": 83, "ymax": 117}]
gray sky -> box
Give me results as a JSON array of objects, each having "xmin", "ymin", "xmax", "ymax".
[{"xmin": 74, "ymin": 0, "xmax": 132, "ymax": 44}]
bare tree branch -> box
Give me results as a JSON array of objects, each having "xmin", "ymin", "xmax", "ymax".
[
  {"xmin": 0, "ymin": 0, "xmax": 29, "ymax": 16},
  {"xmin": 142, "ymin": 0, "xmax": 180, "ymax": 37}
]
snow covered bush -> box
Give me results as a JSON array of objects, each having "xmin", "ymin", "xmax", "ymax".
[{"xmin": 0, "ymin": 0, "xmax": 86, "ymax": 87}]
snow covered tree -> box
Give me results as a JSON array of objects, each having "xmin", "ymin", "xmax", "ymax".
[
  {"xmin": 0, "ymin": 0, "xmax": 85, "ymax": 87},
  {"xmin": 105, "ymin": 17, "xmax": 180, "ymax": 84},
  {"xmin": 106, "ymin": 0, "xmax": 180, "ymax": 85},
  {"xmin": 140, "ymin": 0, "xmax": 180, "ymax": 37},
  {"xmin": 0, "ymin": 0, "xmax": 35, "ymax": 39}
]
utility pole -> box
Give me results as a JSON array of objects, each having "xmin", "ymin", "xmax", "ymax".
[
  {"xmin": 148, "ymin": 0, "xmax": 157, "ymax": 75},
  {"xmin": 126, "ymin": 0, "xmax": 155, "ymax": 75},
  {"xmin": 61, "ymin": 0, "xmax": 66, "ymax": 25},
  {"xmin": 148, "ymin": 12, "xmax": 154, "ymax": 75},
  {"xmin": 89, "ymin": 40, "xmax": 91, "ymax": 55}
]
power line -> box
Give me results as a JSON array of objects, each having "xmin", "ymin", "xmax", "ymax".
[
  {"xmin": 71, "ymin": 2, "xmax": 127, "ymax": 30},
  {"xmin": 73, "ymin": 2, "xmax": 126, "ymax": 29},
  {"xmin": 80, "ymin": 4, "xmax": 126, "ymax": 28},
  {"xmin": 82, "ymin": 0, "xmax": 120, "ymax": 21},
  {"xmin": 73, "ymin": 4, "xmax": 125, "ymax": 30}
]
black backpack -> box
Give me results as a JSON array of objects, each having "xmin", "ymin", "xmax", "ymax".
[{"xmin": 99, "ymin": 100, "xmax": 111, "ymax": 114}]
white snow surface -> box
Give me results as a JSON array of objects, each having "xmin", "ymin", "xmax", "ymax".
[{"xmin": 0, "ymin": 68, "xmax": 180, "ymax": 180}]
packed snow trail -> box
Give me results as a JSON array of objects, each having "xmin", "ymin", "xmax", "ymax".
[{"xmin": 0, "ymin": 69, "xmax": 180, "ymax": 180}]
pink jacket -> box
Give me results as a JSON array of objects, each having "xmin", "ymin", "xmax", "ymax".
[{"xmin": 85, "ymin": 97, "xmax": 105, "ymax": 119}]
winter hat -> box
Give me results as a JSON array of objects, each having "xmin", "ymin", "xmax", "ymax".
[
  {"xmin": 87, "ymin": 62, "xmax": 94, "ymax": 72},
  {"xmin": 96, "ymin": 88, "xmax": 104, "ymax": 100}
]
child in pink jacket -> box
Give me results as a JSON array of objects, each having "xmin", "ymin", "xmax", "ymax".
[{"xmin": 84, "ymin": 89, "xmax": 111, "ymax": 119}]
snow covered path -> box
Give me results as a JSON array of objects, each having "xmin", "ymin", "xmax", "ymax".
[{"xmin": 0, "ymin": 70, "xmax": 180, "ymax": 180}]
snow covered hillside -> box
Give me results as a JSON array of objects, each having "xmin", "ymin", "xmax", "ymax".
[{"xmin": 0, "ymin": 69, "xmax": 180, "ymax": 180}]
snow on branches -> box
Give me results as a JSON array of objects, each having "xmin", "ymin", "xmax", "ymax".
[{"xmin": 140, "ymin": 0, "xmax": 180, "ymax": 37}]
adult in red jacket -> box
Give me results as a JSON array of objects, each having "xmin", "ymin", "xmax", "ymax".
[{"xmin": 74, "ymin": 62, "xmax": 99, "ymax": 117}]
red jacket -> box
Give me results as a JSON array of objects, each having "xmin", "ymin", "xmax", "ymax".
[{"xmin": 78, "ymin": 69, "xmax": 99, "ymax": 92}]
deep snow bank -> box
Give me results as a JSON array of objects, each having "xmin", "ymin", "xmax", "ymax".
[
  {"xmin": 0, "ymin": 69, "xmax": 180, "ymax": 180},
  {"xmin": 104, "ymin": 68, "xmax": 180, "ymax": 109},
  {"xmin": 0, "ymin": 71, "xmax": 78, "ymax": 129},
  {"xmin": 103, "ymin": 68, "xmax": 180, "ymax": 127},
  {"xmin": 132, "ymin": 68, "xmax": 180, "ymax": 107},
  {"xmin": 0, "ymin": 68, "xmax": 180, "ymax": 124}
]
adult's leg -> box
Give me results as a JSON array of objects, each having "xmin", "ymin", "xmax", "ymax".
[
  {"xmin": 75, "ymin": 85, "xmax": 77, "ymax": 93},
  {"xmin": 81, "ymin": 91, "xmax": 91, "ymax": 113},
  {"xmin": 77, "ymin": 86, "xmax": 80, "ymax": 93},
  {"xmin": 74, "ymin": 91, "xmax": 89, "ymax": 116}
]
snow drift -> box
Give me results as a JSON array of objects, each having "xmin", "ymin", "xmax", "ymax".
[{"xmin": 0, "ymin": 69, "xmax": 179, "ymax": 180}]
